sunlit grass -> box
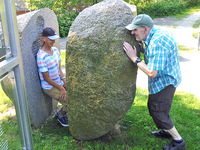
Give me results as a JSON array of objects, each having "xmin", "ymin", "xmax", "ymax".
[
  {"xmin": 0, "ymin": 85, "xmax": 21, "ymax": 149},
  {"xmin": 192, "ymin": 19, "xmax": 200, "ymax": 39},
  {"xmin": 1, "ymin": 87, "xmax": 200, "ymax": 150},
  {"xmin": 171, "ymin": 4, "xmax": 200, "ymax": 18},
  {"xmin": 60, "ymin": 51, "xmax": 66, "ymax": 67},
  {"xmin": 0, "ymin": 85, "xmax": 13, "ymax": 113},
  {"xmin": 178, "ymin": 44, "xmax": 194, "ymax": 52}
]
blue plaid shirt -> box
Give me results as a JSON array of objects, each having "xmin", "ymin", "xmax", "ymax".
[{"xmin": 144, "ymin": 27, "xmax": 181, "ymax": 94}]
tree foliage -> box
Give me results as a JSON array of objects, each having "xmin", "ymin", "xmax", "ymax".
[
  {"xmin": 124, "ymin": 0, "xmax": 200, "ymax": 17},
  {"xmin": 24, "ymin": 0, "xmax": 200, "ymax": 36},
  {"xmin": 24, "ymin": 0, "xmax": 103, "ymax": 37}
]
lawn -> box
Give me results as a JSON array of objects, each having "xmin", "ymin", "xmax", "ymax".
[
  {"xmin": 0, "ymin": 86, "xmax": 200, "ymax": 150},
  {"xmin": 60, "ymin": 50, "xmax": 66, "ymax": 67},
  {"xmin": 192, "ymin": 18, "xmax": 200, "ymax": 40}
]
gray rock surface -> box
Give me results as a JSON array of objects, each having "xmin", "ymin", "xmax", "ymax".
[
  {"xmin": 66, "ymin": 0, "xmax": 139, "ymax": 140},
  {"xmin": 2, "ymin": 8, "xmax": 60, "ymax": 128}
]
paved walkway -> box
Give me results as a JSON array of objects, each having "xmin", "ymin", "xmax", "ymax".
[
  {"xmin": 153, "ymin": 11, "xmax": 200, "ymax": 50},
  {"xmin": 60, "ymin": 12, "xmax": 200, "ymax": 99},
  {"xmin": 136, "ymin": 51, "xmax": 200, "ymax": 98},
  {"xmin": 60, "ymin": 37, "xmax": 67, "ymax": 50}
]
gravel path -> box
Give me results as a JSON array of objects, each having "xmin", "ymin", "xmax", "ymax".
[
  {"xmin": 154, "ymin": 11, "xmax": 200, "ymax": 50},
  {"xmin": 60, "ymin": 37, "xmax": 67, "ymax": 51}
]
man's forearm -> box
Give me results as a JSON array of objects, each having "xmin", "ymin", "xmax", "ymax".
[
  {"xmin": 130, "ymin": 56, "xmax": 157, "ymax": 78},
  {"xmin": 136, "ymin": 61, "xmax": 157, "ymax": 78},
  {"xmin": 42, "ymin": 72, "xmax": 64, "ymax": 90},
  {"xmin": 44, "ymin": 76, "xmax": 64, "ymax": 90}
]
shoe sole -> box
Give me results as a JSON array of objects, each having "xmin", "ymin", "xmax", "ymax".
[
  {"xmin": 163, "ymin": 141, "xmax": 186, "ymax": 150},
  {"xmin": 57, "ymin": 118, "xmax": 69, "ymax": 127}
]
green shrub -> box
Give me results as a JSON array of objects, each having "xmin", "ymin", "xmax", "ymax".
[
  {"xmin": 26, "ymin": 0, "xmax": 200, "ymax": 37},
  {"xmin": 126, "ymin": 0, "xmax": 200, "ymax": 18},
  {"xmin": 25, "ymin": 0, "xmax": 97, "ymax": 37},
  {"xmin": 140, "ymin": 0, "xmax": 185, "ymax": 17},
  {"xmin": 183, "ymin": 0, "xmax": 200, "ymax": 7},
  {"xmin": 57, "ymin": 10, "xmax": 79, "ymax": 37}
]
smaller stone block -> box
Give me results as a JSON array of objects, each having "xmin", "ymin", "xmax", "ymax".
[{"xmin": 2, "ymin": 8, "xmax": 60, "ymax": 128}]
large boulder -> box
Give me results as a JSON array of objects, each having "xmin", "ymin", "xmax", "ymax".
[{"xmin": 66, "ymin": 0, "xmax": 139, "ymax": 140}]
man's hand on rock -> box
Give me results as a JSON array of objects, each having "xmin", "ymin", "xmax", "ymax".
[{"xmin": 123, "ymin": 41, "xmax": 137, "ymax": 63}]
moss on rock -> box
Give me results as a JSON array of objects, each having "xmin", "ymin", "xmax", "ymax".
[{"xmin": 66, "ymin": 0, "xmax": 139, "ymax": 140}]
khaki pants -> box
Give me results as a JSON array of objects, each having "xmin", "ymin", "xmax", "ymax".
[{"xmin": 43, "ymin": 87, "xmax": 67, "ymax": 112}]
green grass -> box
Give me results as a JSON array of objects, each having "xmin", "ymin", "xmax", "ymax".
[
  {"xmin": 0, "ymin": 85, "xmax": 22, "ymax": 149},
  {"xmin": 193, "ymin": 19, "xmax": 200, "ymax": 28},
  {"xmin": 170, "ymin": 4, "xmax": 200, "ymax": 18},
  {"xmin": 1, "ymin": 86, "xmax": 200, "ymax": 150},
  {"xmin": 178, "ymin": 44, "xmax": 194, "ymax": 52},
  {"xmin": 192, "ymin": 19, "xmax": 200, "ymax": 39},
  {"xmin": 60, "ymin": 51, "xmax": 66, "ymax": 67},
  {"xmin": 1, "ymin": 117, "xmax": 22, "ymax": 150},
  {"xmin": 0, "ymin": 85, "xmax": 13, "ymax": 113},
  {"xmin": 192, "ymin": 30, "xmax": 199, "ymax": 39}
]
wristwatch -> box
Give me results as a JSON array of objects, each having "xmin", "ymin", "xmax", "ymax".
[{"xmin": 135, "ymin": 57, "xmax": 142, "ymax": 64}]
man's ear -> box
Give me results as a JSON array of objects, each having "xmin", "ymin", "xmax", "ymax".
[
  {"xmin": 144, "ymin": 26, "xmax": 148, "ymax": 31},
  {"xmin": 144, "ymin": 26, "xmax": 151, "ymax": 36},
  {"xmin": 41, "ymin": 36, "xmax": 45, "ymax": 40}
]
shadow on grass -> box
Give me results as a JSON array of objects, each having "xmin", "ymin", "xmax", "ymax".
[
  {"xmin": 1, "ymin": 88, "xmax": 200, "ymax": 150},
  {"xmin": 35, "ymin": 117, "xmax": 71, "ymax": 136}
]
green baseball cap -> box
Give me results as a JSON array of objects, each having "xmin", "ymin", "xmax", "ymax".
[{"xmin": 126, "ymin": 14, "xmax": 154, "ymax": 30}]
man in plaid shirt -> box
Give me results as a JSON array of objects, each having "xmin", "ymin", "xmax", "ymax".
[{"xmin": 123, "ymin": 14, "xmax": 185, "ymax": 150}]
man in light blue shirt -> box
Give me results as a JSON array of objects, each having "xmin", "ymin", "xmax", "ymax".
[
  {"xmin": 37, "ymin": 27, "xmax": 68, "ymax": 127},
  {"xmin": 123, "ymin": 14, "xmax": 185, "ymax": 150}
]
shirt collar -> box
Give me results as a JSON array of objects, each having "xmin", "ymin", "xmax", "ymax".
[{"xmin": 144, "ymin": 26, "xmax": 156, "ymax": 47}]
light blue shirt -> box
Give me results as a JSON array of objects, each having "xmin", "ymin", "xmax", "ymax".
[
  {"xmin": 37, "ymin": 47, "xmax": 63, "ymax": 90},
  {"xmin": 144, "ymin": 27, "xmax": 181, "ymax": 94}
]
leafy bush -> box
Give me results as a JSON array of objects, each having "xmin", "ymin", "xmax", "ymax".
[
  {"xmin": 26, "ymin": 0, "xmax": 200, "ymax": 37},
  {"xmin": 140, "ymin": 0, "xmax": 185, "ymax": 17},
  {"xmin": 125, "ymin": 0, "xmax": 200, "ymax": 18},
  {"xmin": 57, "ymin": 10, "xmax": 79, "ymax": 37},
  {"xmin": 183, "ymin": 0, "xmax": 200, "ymax": 7},
  {"xmin": 25, "ymin": 0, "xmax": 99, "ymax": 37}
]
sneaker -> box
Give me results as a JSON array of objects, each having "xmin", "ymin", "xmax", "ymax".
[
  {"xmin": 57, "ymin": 116, "xmax": 69, "ymax": 127},
  {"xmin": 64, "ymin": 113, "xmax": 69, "ymax": 121},
  {"xmin": 56, "ymin": 110, "xmax": 62, "ymax": 118},
  {"xmin": 163, "ymin": 139, "xmax": 186, "ymax": 150},
  {"xmin": 152, "ymin": 130, "xmax": 172, "ymax": 139},
  {"xmin": 56, "ymin": 110, "xmax": 69, "ymax": 127}
]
